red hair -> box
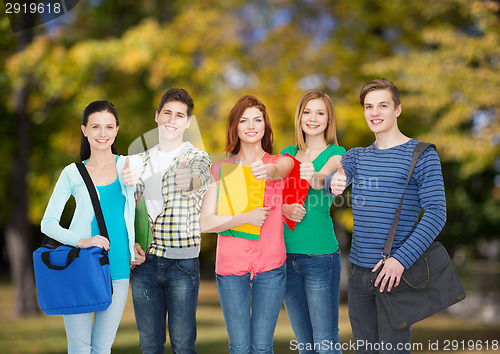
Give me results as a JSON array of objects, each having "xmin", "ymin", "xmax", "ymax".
[{"xmin": 225, "ymin": 95, "xmax": 274, "ymax": 155}]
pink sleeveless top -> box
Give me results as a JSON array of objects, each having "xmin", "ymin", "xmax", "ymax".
[{"xmin": 212, "ymin": 153, "xmax": 286, "ymax": 278}]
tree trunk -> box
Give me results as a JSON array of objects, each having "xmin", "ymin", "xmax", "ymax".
[
  {"xmin": 5, "ymin": 84, "xmax": 37, "ymax": 315},
  {"xmin": 5, "ymin": 19, "xmax": 37, "ymax": 316}
]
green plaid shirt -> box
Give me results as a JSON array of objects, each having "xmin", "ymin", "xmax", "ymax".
[{"xmin": 136, "ymin": 143, "xmax": 211, "ymax": 257}]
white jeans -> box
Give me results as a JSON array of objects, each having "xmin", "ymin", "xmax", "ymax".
[{"xmin": 63, "ymin": 278, "xmax": 129, "ymax": 354}]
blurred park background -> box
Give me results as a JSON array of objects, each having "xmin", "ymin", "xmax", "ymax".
[{"xmin": 1, "ymin": 0, "xmax": 500, "ymax": 352}]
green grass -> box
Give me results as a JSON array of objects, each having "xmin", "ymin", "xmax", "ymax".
[{"xmin": 2, "ymin": 281, "xmax": 500, "ymax": 353}]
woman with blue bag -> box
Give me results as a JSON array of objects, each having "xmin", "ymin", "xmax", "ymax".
[{"xmin": 40, "ymin": 101, "xmax": 142, "ymax": 353}]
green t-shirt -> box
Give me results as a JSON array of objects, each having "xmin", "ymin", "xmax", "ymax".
[{"xmin": 280, "ymin": 144, "xmax": 346, "ymax": 254}]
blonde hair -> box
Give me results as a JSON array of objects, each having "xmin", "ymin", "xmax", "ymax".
[{"xmin": 295, "ymin": 90, "xmax": 338, "ymax": 151}]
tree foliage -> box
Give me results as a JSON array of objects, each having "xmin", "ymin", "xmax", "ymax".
[{"xmin": 1, "ymin": 0, "xmax": 500, "ymax": 313}]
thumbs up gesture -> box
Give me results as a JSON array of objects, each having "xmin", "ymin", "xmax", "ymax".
[
  {"xmin": 251, "ymin": 146, "xmax": 268, "ymax": 180},
  {"xmin": 175, "ymin": 157, "xmax": 193, "ymax": 191},
  {"xmin": 122, "ymin": 156, "xmax": 138, "ymax": 186},
  {"xmin": 329, "ymin": 161, "xmax": 347, "ymax": 195},
  {"xmin": 299, "ymin": 149, "xmax": 314, "ymax": 184}
]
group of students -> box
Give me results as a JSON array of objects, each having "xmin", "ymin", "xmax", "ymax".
[{"xmin": 40, "ymin": 78, "xmax": 447, "ymax": 354}]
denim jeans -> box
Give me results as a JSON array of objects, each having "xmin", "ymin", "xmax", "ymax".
[
  {"xmin": 131, "ymin": 254, "xmax": 200, "ymax": 354},
  {"xmin": 348, "ymin": 264, "xmax": 411, "ymax": 354},
  {"xmin": 216, "ymin": 263, "xmax": 286, "ymax": 354},
  {"xmin": 63, "ymin": 278, "xmax": 129, "ymax": 354},
  {"xmin": 284, "ymin": 251, "xmax": 342, "ymax": 354}
]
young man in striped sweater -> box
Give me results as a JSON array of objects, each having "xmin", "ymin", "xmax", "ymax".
[{"xmin": 325, "ymin": 79, "xmax": 446, "ymax": 353}]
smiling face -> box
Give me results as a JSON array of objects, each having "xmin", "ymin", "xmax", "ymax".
[
  {"xmin": 237, "ymin": 106, "xmax": 265, "ymax": 145},
  {"xmin": 155, "ymin": 101, "xmax": 191, "ymax": 143},
  {"xmin": 300, "ymin": 98, "xmax": 328, "ymax": 138},
  {"xmin": 81, "ymin": 111, "xmax": 119, "ymax": 154},
  {"xmin": 363, "ymin": 89, "xmax": 402, "ymax": 134}
]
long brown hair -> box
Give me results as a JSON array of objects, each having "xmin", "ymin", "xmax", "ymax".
[
  {"xmin": 295, "ymin": 90, "xmax": 338, "ymax": 150},
  {"xmin": 225, "ymin": 95, "xmax": 274, "ymax": 155}
]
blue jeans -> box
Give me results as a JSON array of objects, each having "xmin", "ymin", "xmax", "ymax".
[
  {"xmin": 284, "ymin": 251, "xmax": 342, "ymax": 354},
  {"xmin": 216, "ymin": 263, "xmax": 286, "ymax": 354},
  {"xmin": 131, "ymin": 254, "xmax": 200, "ymax": 354},
  {"xmin": 348, "ymin": 264, "xmax": 411, "ymax": 354},
  {"xmin": 63, "ymin": 278, "xmax": 129, "ymax": 354}
]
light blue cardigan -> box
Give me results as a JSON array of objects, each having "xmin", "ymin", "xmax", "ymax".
[{"xmin": 40, "ymin": 155, "xmax": 142, "ymax": 261}]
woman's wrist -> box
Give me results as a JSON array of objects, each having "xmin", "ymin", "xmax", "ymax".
[{"xmin": 265, "ymin": 164, "xmax": 277, "ymax": 180}]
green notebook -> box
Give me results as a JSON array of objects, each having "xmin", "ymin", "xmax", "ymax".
[{"xmin": 135, "ymin": 195, "xmax": 153, "ymax": 252}]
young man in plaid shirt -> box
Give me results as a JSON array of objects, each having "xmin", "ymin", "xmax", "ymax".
[{"xmin": 131, "ymin": 88, "xmax": 211, "ymax": 354}]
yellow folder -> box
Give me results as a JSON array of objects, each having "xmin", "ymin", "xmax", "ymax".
[{"xmin": 217, "ymin": 163, "xmax": 266, "ymax": 240}]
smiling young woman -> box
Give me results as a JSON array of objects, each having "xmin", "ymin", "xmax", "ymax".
[
  {"xmin": 200, "ymin": 95, "xmax": 293, "ymax": 353},
  {"xmin": 41, "ymin": 100, "xmax": 142, "ymax": 353},
  {"xmin": 281, "ymin": 90, "xmax": 346, "ymax": 354}
]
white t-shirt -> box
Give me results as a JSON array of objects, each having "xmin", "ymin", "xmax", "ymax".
[{"xmin": 143, "ymin": 143, "xmax": 185, "ymax": 222}]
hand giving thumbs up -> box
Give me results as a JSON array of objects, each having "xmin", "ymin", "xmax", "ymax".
[
  {"xmin": 299, "ymin": 149, "xmax": 314, "ymax": 184},
  {"xmin": 175, "ymin": 156, "xmax": 193, "ymax": 191},
  {"xmin": 329, "ymin": 161, "xmax": 347, "ymax": 195}
]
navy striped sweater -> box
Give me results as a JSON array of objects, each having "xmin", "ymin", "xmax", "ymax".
[{"xmin": 325, "ymin": 139, "xmax": 446, "ymax": 269}]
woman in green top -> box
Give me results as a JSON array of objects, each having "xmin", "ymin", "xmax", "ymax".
[{"xmin": 281, "ymin": 90, "xmax": 345, "ymax": 353}]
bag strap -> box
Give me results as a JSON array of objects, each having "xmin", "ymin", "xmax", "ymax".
[
  {"xmin": 41, "ymin": 247, "xmax": 81, "ymax": 270},
  {"xmin": 75, "ymin": 162, "xmax": 109, "ymax": 240},
  {"xmin": 382, "ymin": 142, "xmax": 436, "ymax": 258}
]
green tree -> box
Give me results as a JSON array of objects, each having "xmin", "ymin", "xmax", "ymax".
[
  {"xmin": 2, "ymin": 10, "xmax": 39, "ymax": 315},
  {"xmin": 2, "ymin": 0, "xmax": 500, "ymax": 315},
  {"xmin": 360, "ymin": 0, "xmax": 500, "ymax": 248}
]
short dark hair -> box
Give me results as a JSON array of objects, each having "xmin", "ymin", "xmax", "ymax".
[
  {"xmin": 81, "ymin": 100, "xmax": 118, "ymax": 161},
  {"xmin": 225, "ymin": 95, "xmax": 274, "ymax": 155},
  {"xmin": 360, "ymin": 79, "xmax": 401, "ymax": 107},
  {"xmin": 157, "ymin": 88, "xmax": 194, "ymax": 117}
]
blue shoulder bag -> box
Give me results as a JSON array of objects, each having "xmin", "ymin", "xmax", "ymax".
[{"xmin": 33, "ymin": 162, "xmax": 112, "ymax": 315}]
